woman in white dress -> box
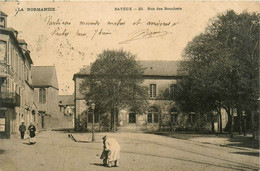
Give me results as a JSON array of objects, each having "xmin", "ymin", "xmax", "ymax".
[{"xmin": 100, "ymin": 136, "xmax": 120, "ymax": 167}]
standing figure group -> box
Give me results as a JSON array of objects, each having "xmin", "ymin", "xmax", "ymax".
[
  {"xmin": 19, "ymin": 122, "xmax": 36, "ymax": 145},
  {"xmin": 100, "ymin": 136, "xmax": 120, "ymax": 167}
]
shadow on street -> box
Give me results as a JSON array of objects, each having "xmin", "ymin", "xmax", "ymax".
[
  {"xmin": 90, "ymin": 163, "xmax": 104, "ymax": 167},
  {"xmin": 148, "ymin": 131, "xmax": 230, "ymax": 140},
  {"xmin": 232, "ymin": 151, "xmax": 259, "ymax": 157},
  {"xmin": 226, "ymin": 136, "xmax": 259, "ymax": 150},
  {"xmin": 147, "ymin": 131, "xmax": 259, "ymax": 150}
]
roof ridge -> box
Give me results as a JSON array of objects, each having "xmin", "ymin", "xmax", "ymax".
[{"xmin": 74, "ymin": 60, "xmax": 179, "ymax": 77}]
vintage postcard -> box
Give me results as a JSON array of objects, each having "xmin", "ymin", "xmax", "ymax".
[{"xmin": 0, "ymin": 1, "xmax": 259, "ymax": 171}]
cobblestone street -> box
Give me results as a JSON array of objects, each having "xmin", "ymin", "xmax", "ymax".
[{"xmin": 0, "ymin": 130, "xmax": 259, "ymax": 171}]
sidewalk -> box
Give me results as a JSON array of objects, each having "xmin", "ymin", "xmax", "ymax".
[{"xmin": 190, "ymin": 135, "xmax": 258, "ymax": 152}]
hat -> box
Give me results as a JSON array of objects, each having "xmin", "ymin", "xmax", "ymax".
[{"xmin": 102, "ymin": 135, "xmax": 107, "ymax": 140}]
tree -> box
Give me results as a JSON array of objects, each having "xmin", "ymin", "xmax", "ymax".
[
  {"xmin": 80, "ymin": 49, "xmax": 148, "ymax": 132},
  {"xmin": 177, "ymin": 10, "xmax": 259, "ymax": 136}
]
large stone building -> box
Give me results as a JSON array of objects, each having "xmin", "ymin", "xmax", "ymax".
[
  {"xmin": 73, "ymin": 60, "xmax": 185, "ymax": 131},
  {"xmin": 0, "ymin": 11, "xmax": 36, "ymax": 138}
]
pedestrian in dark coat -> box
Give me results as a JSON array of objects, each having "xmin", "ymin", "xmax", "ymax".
[
  {"xmin": 19, "ymin": 122, "xmax": 26, "ymax": 139},
  {"xmin": 28, "ymin": 123, "xmax": 36, "ymax": 144}
]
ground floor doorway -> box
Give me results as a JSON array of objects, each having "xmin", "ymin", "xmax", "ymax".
[{"xmin": 129, "ymin": 112, "xmax": 136, "ymax": 123}]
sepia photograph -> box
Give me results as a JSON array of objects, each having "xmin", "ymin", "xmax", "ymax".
[{"xmin": 0, "ymin": 1, "xmax": 259, "ymax": 170}]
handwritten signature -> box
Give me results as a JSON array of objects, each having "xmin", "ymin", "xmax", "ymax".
[{"xmin": 119, "ymin": 29, "xmax": 172, "ymax": 44}]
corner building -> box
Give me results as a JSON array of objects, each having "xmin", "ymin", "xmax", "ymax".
[{"xmin": 0, "ymin": 11, "xmax": 36, "ymax": 138}]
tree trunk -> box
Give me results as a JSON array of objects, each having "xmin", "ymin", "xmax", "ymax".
[
  {"xmin": 98, "ymin": 113, "xmax": 101, "ymax": 131},
  {"xmin": 243, "ymin": 112, "xmax": 247, "ymax": 136},
  {"xmin": 251, "ymin": 111, "xmax": 255, "ymax": 139},
  {"xmin": 113, "ymin": 110, "xmax": 116, "ymax": 133},
  {"xmin": 159, "ymin": 114, "xmax": 161, "ymax": 131},
  {"xmin": 211, "ymin": 113, "xmax": 215, "ymax": 132},
  {"xmin": 110, "ymin": 108, "xmax": 113, "ymax": 132},
  {"xmin": 211, "ymin": 121, "xmax": 215, "ymax": 132},
  {"xmin": 111, "ymin": 105, "xmax": 116, "ymax": 133},
  {"xmin": 217, "ymin": 106, "xmax": 222, "ymax": 133},
  {"xmin": 116, "ymin": 110, "xmax": 119, "ymax": 129},
  {"xmin": 82, "ymin": 119, "xmax": 86, "ymax": 132},
  {"xmin": 86, "ymin": 113, "xmax": 88, "ymax": 131},
  {"xmin": 237, "ymin": 107, "xmax": 243, "ymax": 135},
  {"xmin": 219, "ymin": 112, "xmax": 223, "ymax": 133},
  {"xmin": 224, "ymin": 108, "xmax": 231, "ymax": 132},
  {"xmin": 230, "ymin": 107, "xmax": 234, "ymax": 138}
]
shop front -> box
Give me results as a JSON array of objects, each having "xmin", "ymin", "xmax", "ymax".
[{"xmin": 0, "ymin": 108, "xmax": 9, "ymax": 138}]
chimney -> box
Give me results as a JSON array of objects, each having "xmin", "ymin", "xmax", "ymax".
[
  {"xmin": 19, "ymin": 43, "xmax": 27, "ymax": 50},
  {"xmin": 8, "ymin": 28, "xmax": 18, "ymax": 38},
  {"xmin": 18, "ymin": 40, "xmax": 28, "ymax": 50},
  {"xmin": 13, "ymin": 30, "xmax": 18, "ymax": 38}
]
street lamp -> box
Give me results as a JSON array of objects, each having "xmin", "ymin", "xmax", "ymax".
[{"xmin": 91, "ymin": 103, "xmax": 95, "ymax": 142}]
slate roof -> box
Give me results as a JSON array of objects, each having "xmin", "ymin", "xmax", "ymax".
[
  {"xmin": 140, "ymin": 60, "xmax": 179, "ymax": 76},
  {"xmin": 58, "ymin": 95, "xmax": 74, "ymax": 106},
  {"xmin": 31, "ymin": 66, "xmax": 59, "ymax": 89},
  {"xmin": 74, "ymin": 60, "xmax": 179, "ymax": 77}
]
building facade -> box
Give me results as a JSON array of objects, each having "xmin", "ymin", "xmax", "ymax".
[
  {"xmin": 0, "ymin": 11, "xmax": 36, "ymax": 138},
  {"xmin": 58, "ymin": 94, "xmax": 74, "ymax": 116},
  {"xmin": 31, "ymin": 66, "xmax": 59, "ymax": 118},
  {"xmin": 73, "ymin": 60, "xmax": 186, "ymax": 131}
]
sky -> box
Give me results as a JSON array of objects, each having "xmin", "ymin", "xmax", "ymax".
[{"xmin": 1, "ymin": 1, "xmax": 259, "ymax": 95}]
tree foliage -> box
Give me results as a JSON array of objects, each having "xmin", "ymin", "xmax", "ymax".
[
  {"xmin": 176, "ymin": 10, "xmax": 259, "ymax": 131},
  {"xmin": 80, "ymin": 49, "xmax": 148, "ymax": 131}
]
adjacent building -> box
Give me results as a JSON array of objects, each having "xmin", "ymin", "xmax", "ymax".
[
  {"xmin": 31, "ymin": 66, "xmax": 59, "ymax": 117},
  {"xmin": 58, "ymin": 94, "xmax": 74, "ymax": 116},
  {"xmin": 0, "ymin": 11, "xmax": 36, "ymax": 138}
]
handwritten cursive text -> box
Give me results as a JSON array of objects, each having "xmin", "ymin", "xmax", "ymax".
[{"xmin": 119, "ymin": 29, "xmax": 172, "ymax": 44}]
